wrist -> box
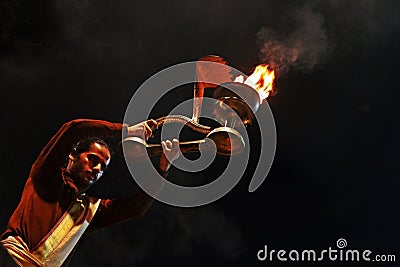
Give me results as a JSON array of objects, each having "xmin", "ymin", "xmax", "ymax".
[
  {"xmin": 122, "ymin": 124, "xmax": 129, "ymax": 137},
  {"xmin": 159, "ymin": 154, "xmax": 171, "ymax": 172},
  {"xmin": 157, "ymin": 168, "xmax": 168, "ymax": 178}
]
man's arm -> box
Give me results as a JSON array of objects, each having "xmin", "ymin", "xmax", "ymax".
[
  {"xmin": 88, "ymin": 139, "xmax": 180, "ymax": 230},
  {"xmin": 30, "ymin": 119, "xmax": 124, "ymax": 183}
]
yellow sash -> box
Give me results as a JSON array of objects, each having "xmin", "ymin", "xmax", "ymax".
[{"xmin": 2, "ymin": 194, "xmax": 100, "ymax": 267}]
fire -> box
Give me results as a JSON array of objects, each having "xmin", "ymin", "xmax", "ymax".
[{"xmin": 234, "ymin": 64, "xmax": 275, "ymax": 100}]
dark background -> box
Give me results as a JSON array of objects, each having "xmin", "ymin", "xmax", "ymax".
[{"xmin": 1, "ymin": 1, "xmax": 399, "ymax": 266}]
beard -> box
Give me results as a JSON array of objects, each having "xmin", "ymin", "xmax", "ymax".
[{"xmin": 69, "ymin": 165, "xmax": 95, "ymax": 190}]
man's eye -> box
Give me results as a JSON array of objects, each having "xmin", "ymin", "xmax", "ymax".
[
  {"xmin": 88, "ymin": 155, "xmax": 98, "ymax": 163},
  {"xmin": 88, "ymin": 155, "xmax": 106, "ymax": 170}
]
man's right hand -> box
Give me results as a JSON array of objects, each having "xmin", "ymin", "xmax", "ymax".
[{"xmin": 127, "ymin": 119, "xmax": 157, "ymax": 140}]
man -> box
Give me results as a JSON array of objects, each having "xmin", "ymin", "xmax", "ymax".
[{"xmin": 1, "ymin": 119, "xmax": 180, "ymax": 266}]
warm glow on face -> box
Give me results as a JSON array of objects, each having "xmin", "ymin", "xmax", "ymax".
[{"xmin": 234, "ymin": 64, "xmax": 275, "ymax": 100}]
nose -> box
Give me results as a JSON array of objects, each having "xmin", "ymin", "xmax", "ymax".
[{"xmin": 93, "ymin": 163, "xmax": 102, "ymax": 175}]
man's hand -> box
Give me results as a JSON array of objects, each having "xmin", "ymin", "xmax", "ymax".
[
  {"xmin": 127, "ymin": 119, "xmax": 157, "ymax": 140},
  {"xmin": 161, "ymin": 139, "xmax": 180, "ymax": 163},
  {"xmin": 159, "ymin": 139, "xmax": 180, "ymax": 173}
]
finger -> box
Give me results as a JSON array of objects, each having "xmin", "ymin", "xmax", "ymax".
[
  {"xmin": 161, "ymin": 141, "xmax": 170, "ymax": 152},
  {"xmin": 172, "ymin": 139, "xmax": 179, "ymax": 149},
  {"xmin": 146, "ymin": 119, "xmax": 158, "ymax": 130},
  {"xmin": 144, "ymin": 123, "xmax": 152, "ymax": 140},
  {"xmin": 165, "ymin": 140, "xmax": 172, "ymax": 150},
  {"xmin": 161, "ymin": 141, "xmax": 167, "ymax": 151}
]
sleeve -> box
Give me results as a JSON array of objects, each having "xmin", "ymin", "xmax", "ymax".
[
  {"xmin": 30, "ymin": 119, "xmax": 125, "ymax": 183},
  {"xmin": 88, "ymin": 171, "xmax": 169, "ymax": 231},
  {"xmin": 87, "ymin": 190, "xmax": 155, "ymax": 231}
]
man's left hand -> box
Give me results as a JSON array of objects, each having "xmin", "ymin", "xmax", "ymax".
[{"xmin": 159, "ymin": 139, "xmax": 180, "ymax": 173}]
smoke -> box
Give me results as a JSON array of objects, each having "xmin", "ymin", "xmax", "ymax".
[
  {"xmin": 257, "ymin": 0, "xmax": 400, "ymax": 77},
  {"xmin": 257, "ymin": 4, "xmax": 330, "ymax": 77},
  {"xmin": 72, "ymin": 205, "xmax": 247, "ymax": 266}
]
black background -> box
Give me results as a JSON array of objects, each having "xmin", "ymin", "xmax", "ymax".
[{"xmin": 1, "ymin": 1, "xmax": 399, "ymax": 266}]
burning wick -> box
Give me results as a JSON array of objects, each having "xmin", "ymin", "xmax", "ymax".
[{"xmin": 234, "ymin": 64, "xmax": 275, "ymax": 100}]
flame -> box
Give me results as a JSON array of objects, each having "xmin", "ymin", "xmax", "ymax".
[{"xmin": 234, "ymin": 64, "xmax": 275, "ymax": 100}]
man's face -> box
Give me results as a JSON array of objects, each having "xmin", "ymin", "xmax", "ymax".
[{"xmin": 69, "ymin": 142, "xmax": 111, "ymax": 190}]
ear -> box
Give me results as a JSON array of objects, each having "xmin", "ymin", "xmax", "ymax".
[{"xmin": 69, "ymin": 148, "xmax": 78, "ymax": 161}]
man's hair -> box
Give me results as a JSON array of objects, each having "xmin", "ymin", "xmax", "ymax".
[{"xmin": 73, "ymin": 137, "xmax": 110, "ymax": 155}]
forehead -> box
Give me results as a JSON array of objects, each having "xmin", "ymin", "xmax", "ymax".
[{"xmin": 88, "ymin": 142, "xmax": 111, "ymax": 160}]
